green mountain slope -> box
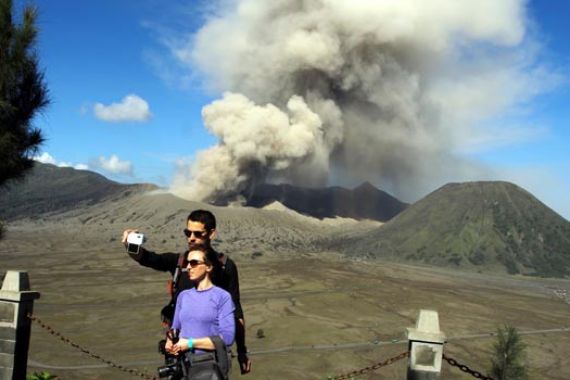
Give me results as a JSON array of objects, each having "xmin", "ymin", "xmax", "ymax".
[{"xmin": 333, "ymin": 181, "xmax": 570, "ymax": 277}]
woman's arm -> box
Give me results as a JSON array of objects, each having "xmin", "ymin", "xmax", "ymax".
[
  {"xmin": 175, "ymin": 337, "xmax": 215, "ymax": 351},
  {"xmin": 217, "ymin": 291, "xmax": 236, "ymax": 346}
]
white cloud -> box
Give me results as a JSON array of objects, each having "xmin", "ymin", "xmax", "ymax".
[
  {"xmin": 34, "ymin": 152, "xmax": 57, "ymax": 165},
  {"xmin": 58, "ymin": 161, "xmax": 89, "ymax": 170},
  {"xmin": 91, "ymin": 155, "xmax": 134, "ymax": 176},
  {"xmin": 93, "ymin": 94, "xmax": 152, "ymax": 123},
  {"xmin": 74, "ymin": 163, "xmax": 89, "ymax": 170},
  {"xmin": 33, "ymin": 152, "xmax": 89, "ymax": 170},
  {"xmin": 33, "ymin": 152, "xmax": 133, "ymax": 176}
]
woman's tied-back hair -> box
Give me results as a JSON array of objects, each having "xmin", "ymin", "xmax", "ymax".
[
  {"xmin": 187, "ymin": 209, "xmax": 216, "ymax": 231},
  {"xmin": 187, "ymin": 243, "xmax": 216, "ymax": 267}
]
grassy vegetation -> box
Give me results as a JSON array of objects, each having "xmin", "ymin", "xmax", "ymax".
[
  {"xmin": 334, "ymin": 181, "xmax": 570, "ymax": 277},
  {"xmin": 489, "ymin": 325, "xmax": 528, "ymax": 380},
  {"xmin": 27, "ymin": 371, "xmax": 57, "ymax": 380}
]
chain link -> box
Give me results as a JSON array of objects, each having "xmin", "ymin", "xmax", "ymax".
[
  {"xmin": 443, "ymin": 354, "xmax": 497, "ymax": 380},
  {"xmin": 28, "ymin": 313, "xmax": 157, "ymax": 380},
  {"xmin": 327, "ymin": 351, "xmax": 409, "ymax": 380},
  {"xmin": 29, "ymin": 312, "xmax": 499, "ymax": 380}
]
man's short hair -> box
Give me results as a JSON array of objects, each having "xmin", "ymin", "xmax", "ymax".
[
  {"xmin": 187, "ymin": 209, "xmax": 216, "ymax": 231},
  {"xmin": 187, "ymin": 243, "xmax": 215, "ymax": 266}
]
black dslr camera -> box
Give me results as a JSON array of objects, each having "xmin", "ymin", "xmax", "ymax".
[
  {"xmin": 157, "ymin": 350, "xmax": 224, "ymax": 380},
  {"xmin": 157, "ymin": 329, "xmax": 179, "ymax": 378},
  {"xmin": 157, "ymin": 356, "xmax": 184, "ymax": 379}
]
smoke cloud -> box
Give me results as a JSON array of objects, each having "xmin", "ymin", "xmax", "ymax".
[{"xmin": 169, "ymin": 0, "xmax": 552, "ymax": 202}]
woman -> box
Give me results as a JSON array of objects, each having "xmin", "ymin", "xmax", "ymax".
[{"xmin": 166, "ymin": 244, "xmax": 235, "ymax": 359}]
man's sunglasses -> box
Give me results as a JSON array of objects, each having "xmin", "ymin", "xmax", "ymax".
[
  {"xmin": 183, "ymin": 229, "xmax": 208, "ymax": 238},
  {"xmin": 187, "ymin": 259, "xmax": 206, "ymax": 268}
]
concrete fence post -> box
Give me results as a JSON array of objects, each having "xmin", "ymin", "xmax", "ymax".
[
  {"xmin": 407, "ymin": 309, "xmax": 445, "ymax": 380},
  {"xmin": 0, "ymin": 271, "xmax": 41, "ymax": 380}
]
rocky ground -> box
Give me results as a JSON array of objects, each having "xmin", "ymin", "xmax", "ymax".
[{"xmin": 2, "ymin": 218, "xmax": 569, "ymax": 379}]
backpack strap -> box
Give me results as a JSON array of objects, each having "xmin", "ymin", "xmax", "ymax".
[
  {"xmin": 162, "ymin": 253, "xmax": 188, "ymax": 326},
  {"xmin": 170, "ymin": 252, "xmax": 187, "ymax": 296}
]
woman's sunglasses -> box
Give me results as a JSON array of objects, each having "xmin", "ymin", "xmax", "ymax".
[
  {"xmin": 183, "ymin": 228, "xmax": 208, "ymax": 238},
  {"xmin": 187, "ymin": 259, "xmax": 206, "ymax": 268}
]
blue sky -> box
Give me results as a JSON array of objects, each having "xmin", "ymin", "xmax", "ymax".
[
  {"xmin": 16, "ymin": 0, "xmax": 570, "ymax": 219},
  {"xmin": 21, "ymin": 1, "xmax": 216, "ymax": 185}
]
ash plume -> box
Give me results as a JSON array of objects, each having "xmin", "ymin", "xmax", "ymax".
[{"xmin": 169, "ymin": 0, "xmax": 550, "ymax": 202}]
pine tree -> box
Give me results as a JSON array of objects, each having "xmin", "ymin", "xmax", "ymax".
[
  {"xmin": 0, "ymin": 0, "xmax": 49, "ymax": 187},
  {"xmin": 490, "ymin": 325, "xmax": 528, "ymax": 380}
]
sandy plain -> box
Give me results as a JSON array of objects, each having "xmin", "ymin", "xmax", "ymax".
[{"xmin": 1, "ymin": 216, "xmax": 569, "ymax": 380}]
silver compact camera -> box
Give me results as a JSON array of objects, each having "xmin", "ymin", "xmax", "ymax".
[{"xmin": 126, "ymin": 232, "xmax": 145, "ymax": 254}]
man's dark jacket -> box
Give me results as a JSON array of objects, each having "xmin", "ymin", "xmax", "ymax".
[{"xmin": 128, "ymin": 247, "xmax": 245, "ymax": 347}]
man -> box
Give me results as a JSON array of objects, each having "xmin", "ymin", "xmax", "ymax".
[{"xmin": 122, "ymin": 209, "xmax": 252, "ymax": 374}]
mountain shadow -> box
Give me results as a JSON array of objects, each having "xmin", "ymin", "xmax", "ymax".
[
  {"xmin": 328, "ymin": 181, "xmax": 570, "ymax": 277},
  {"xmin": 238, "ymin": 182, "xmax": 408, "ymax": 222}
]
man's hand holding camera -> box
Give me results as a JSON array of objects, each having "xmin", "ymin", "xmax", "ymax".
[{"xmin": 122, "ymin": 229, "xmax": 145, "ymax": 254}]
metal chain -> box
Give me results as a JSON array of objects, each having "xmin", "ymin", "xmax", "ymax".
[
  {"xmin": 327, "ymin": 351, "xmax": 409, "ymax": 380},
  {"xmin": 443, "ymin": 354, "xmax": 497, "ymax": 380},
  {"xmin": 28, "ymin": 313, "xmax": 157, "ymax": 380},
  {"xmin": 28, "ymin": 313, "xmax": 497, "ymax": 380}
]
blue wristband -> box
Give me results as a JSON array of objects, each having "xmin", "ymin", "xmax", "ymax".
[{"xmin": 187, "ymin": 339, "xmax": 193, "ymax": 351}]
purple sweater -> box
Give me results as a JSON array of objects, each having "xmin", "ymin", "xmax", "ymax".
[{"xmin": 172, "ymin": 285, "xmax": 235, "ymax": 347}]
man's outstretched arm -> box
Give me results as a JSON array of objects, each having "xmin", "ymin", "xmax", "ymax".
[{"xmin": 121, "ymin": 228, "xmax": 179, "ymax": 274}]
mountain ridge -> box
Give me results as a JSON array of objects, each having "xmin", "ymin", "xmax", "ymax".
[
  {"xmin": 3, "ymin": 164, "xmax": 569, "ymax": 277},
  {"xmin": 235, "ymin": 182, "xmax": 408, "ymax": 222},
  {"xmin": 0, "ymin": 162, "xmax": 407, "ymax": 223},
  {"xmin": 326, "ymin": 181, "xmax": 570, "ymax": 277},
  {"xmin": 0, "ymin": 163, "xmax": 157, "ymax": 220}
]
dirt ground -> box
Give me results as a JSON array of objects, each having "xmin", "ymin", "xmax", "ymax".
[{"xmin": 1, "ymin": 226, "xmax": 569, "ymax": 379}]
